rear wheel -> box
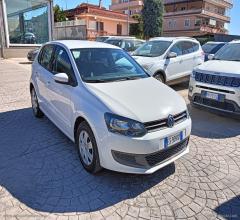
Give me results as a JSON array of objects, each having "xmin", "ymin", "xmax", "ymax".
[
  {"xmin": 154, "ymin": 73, "xmax": 165, "ymax": 83},
  {"xmin": 76, "ymin": 121, "xmax": 102, "ymax": 174},
  {"xmin": 31, "ymin": 88, "xmax": 44, "ymax": 118}
]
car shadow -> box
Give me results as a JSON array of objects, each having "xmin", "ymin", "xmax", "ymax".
[
  {"xmin": 0, "ymin": 108, "xmax": 175, "ymax": 213},
  {"xmin": 170, "ymin": 81, "xmax": 189, "ymax": 92},
  {"xmin": 215, "ymin": 196, "xmax": 240, "ymax": 220},
  {"xmin": 187, "ymin": 103, "xmax": 240, "ymax": 139}
]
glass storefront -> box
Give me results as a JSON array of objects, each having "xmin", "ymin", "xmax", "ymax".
[{"xmin": 5, "ymin": 0, "xmax": 50, "ymax": 44}]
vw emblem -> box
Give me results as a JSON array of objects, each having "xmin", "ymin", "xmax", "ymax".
[{"xmin": 167, "ymin": 115, "xmax": 175, "ymax": 128}]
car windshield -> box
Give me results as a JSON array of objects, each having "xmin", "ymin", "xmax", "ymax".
[
  {"xmin": 71, "ymin": 48, "xmax": 149, "ymax": 83},
  {"xmin": 214, "ymin": 43, "xmax": 240, "ymax": 61},
  {"xmin": 105, "ymin": 39, "xmax": 122, "ymax": 47},
  {"xmin": 96, "ymin": 37, "xmax": 108, "ymax": 42},
  {"xmin": 132, "ymin": 40, "xmax": 172, "ymax": 57},
  {"xmin": 202, "ymin": 43, "xmax": 225, "ymax": 54}
]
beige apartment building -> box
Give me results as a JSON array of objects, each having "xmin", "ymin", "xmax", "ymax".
[{"xmin": 109, "ymin": 0, "xmax": 233, "ymax": 37}]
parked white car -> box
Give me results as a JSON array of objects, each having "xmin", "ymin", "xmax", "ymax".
[
  {"xmin": 189, "ymin": 41, "xmax": 240, "ymax": 117},
  {"xmin": 30, "ymin": 40, "xmax": 192, "ymax": 174},
  {"xmin": 132, "ymin": 37, "xmax": 204, "ymax": 84}
]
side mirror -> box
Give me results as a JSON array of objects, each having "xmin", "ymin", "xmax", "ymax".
[
  {"xmin": 167, "ymin": 52, "xmax": 177, "ymax": 59},
  {"xmin": 53, "ymin": 73, "xmax": 69, "ymax": 84},
  {"xmin": 208, "ymin": 54, "xmax": 214, "ymax": 60}
]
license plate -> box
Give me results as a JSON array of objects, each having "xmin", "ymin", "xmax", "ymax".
[
  {"xmin": 201, "ymin": 91, "xmax": 224, "ymax": 102},
  {"xmin": 164, "ymin": 131, "xmax": 183, "ymax": 149}
]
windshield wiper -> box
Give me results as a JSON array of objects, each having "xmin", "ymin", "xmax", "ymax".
[
  {"xmin": 114, "ymin": 76, "xmax": 144, "ymax": 81},
  {"xmin": 133, "ymin": 54, "xmax": 153, "ymax": 57},
  {"xmin": 84, "ymin": 79, "xmax": 110, "ymax": 83}
]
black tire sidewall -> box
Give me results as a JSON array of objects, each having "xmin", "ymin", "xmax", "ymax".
[
  {"xmin": 31, "ymin": 88, "xmax": 43, "ymax": 118},
  {"xmin": 154, "ymin": 73, "xmax": 164, "ymax": 83},
  {"xmin": 76, "ymin": 121, "xmax": 101, "ymax": 173}
]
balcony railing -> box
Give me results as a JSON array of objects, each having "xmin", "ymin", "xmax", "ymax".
[
  {"xmin": 164, "ymin": 9, "xmax": 202, "ymax": 16},
  {"xmin": 164, "ymin": 0, "xmax": 232, "ymax": 5},
  {"xmin": 201, "ymin": 9, "xmax": 230, "ymax": 22},
  {"xmin": 164, "ymin": 8, "xmax": 230, "ymax": 22},
  {"xmin": 200, "ymin": 25, "xmax": 228, "ymax": 34}
]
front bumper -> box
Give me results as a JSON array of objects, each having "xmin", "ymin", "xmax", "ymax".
[
  {"xmin": 189, "ymin": 78, "xmax": 240, "ymax": 117},
  {"xmin": 98, "ymin": 118, "xmax": 191, "ymax": 174}
]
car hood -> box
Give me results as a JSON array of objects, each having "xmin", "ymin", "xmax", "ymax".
[
  {"xmin": 196, "ymin": 60, "xmax": 240, "ymax": 76},
  {"xmin": 86, "ymin": 77, "xmax": 186, "ymax": 123}
]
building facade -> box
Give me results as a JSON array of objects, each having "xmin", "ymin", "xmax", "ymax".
[
  {"xmin": 0, "ymin": 0, "xmax": 54, "ymax": 58},
  {"xmin": 65, "ymin": 4, "xmax": 136, "ymax": 40},
  {"xmin": 109, "ymin": 0, "xmax": 233, "ymax": 37}
]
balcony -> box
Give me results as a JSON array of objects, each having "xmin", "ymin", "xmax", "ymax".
[
  {"xmin": 200, "ymin": 25, "xmax": 228, "ymax": 34},
  {"xmin": 164, "ymin": 9, "xmax": 202, "ymax": 17},
  {"xmin": 204, "ymin": 0, "xmax": 233, "ymax": 8},
  {"xmin": 201, "ymin": 9, "xmax": 230, "ymax": 22},
  {"xmin": 164, "ymin": 0, "xmax": 232, "ymax": 7},
  {"xmin": 164, "ymin": 8, "xmax": 230, "ymax": 23},
  {"xmin": 110, "ymin": 1, "xmax": 143, "ymax": 11}
]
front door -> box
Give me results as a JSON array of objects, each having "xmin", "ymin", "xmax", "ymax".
[{"xmin": 47, "ymin": 46, "xmax": 76, "ymax": 136}]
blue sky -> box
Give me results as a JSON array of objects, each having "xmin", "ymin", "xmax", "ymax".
[{"xmin": 54, "ymin": 0, "xmax": 239, "ymax": 35}]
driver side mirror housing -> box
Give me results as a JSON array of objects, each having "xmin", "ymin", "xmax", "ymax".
[
  {"xmin": 53, "ymin": 73, "xmax": 69, "ymax": 84},
  {"xmin": 208, "ymin": 54, "xmax": 214, "ymax": 60},
  {"xmin": 167, "ymin": 52, "xmax": 177, "ymax": 59}
]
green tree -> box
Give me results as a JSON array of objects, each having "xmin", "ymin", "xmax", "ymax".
[
  {"xmin": 142, "ymin": 0, "xmax": 164, "ymax": 39},
  {"xmin": 54, "ymin": 4, "xmax": 67, "ymax": 22},
  {"xmin": 130, "ymin": 14, "xmax": 144, "ymax": 39}
]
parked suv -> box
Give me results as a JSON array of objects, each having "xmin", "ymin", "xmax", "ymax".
[
  {"xmin": 30, "ymin": 40, "xmax": 191, "ymax": 174},
  {"xmin": 132, "ymin": 37, "xmax": 204, "ymax": 84},
  {"xmin": 189, "ymin": 41, "xmax": 240, "ymax": 117}
]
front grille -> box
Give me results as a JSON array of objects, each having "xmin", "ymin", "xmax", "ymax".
[
  {"xmin": 144, "ymin": 111, "xmax": 187, "ymax": 132},
  {"xmin": 112, "ymin": 138, "xmax": 189, "ymax": 168},
  {"xmin": 146, "ymin": 139, "xmax": 188, "ymax": 166},
  {"xmin": 195, "ymin": 72, "xmax": 240, "ymax": 88},
  {"xmin": 194, "ymin": 95, "xmax": 236, "ymax": 112}
]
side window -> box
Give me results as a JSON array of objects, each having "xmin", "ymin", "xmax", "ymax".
[
  {"xmin": 170, "ymin": 42, "xmax": 183, "ymax": 56},
  {"xmin": 180, "ymin": 41, "xmax": 194, "ymax": 55},
  {"xmin": 192, "ymin": 42, "xmax": 199, "ymax": 52},
  {"xmin": 39, "ymin": 45, "xmax": 54, "ymax": 70},
  {"xmin": 52, "ymin": 47, "xmax": 73, "ymax": 77}
]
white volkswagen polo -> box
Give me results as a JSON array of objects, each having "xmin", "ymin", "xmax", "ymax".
[{"xmin": 30, "ymin": 40, "xmax": 191, "ymax": 174}]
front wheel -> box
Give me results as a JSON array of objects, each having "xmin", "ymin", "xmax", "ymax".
[
  {"xmin": 154, "ymin": 73, "xmax": 165, "ymax": 83},
  {"xmin": 76, "ymin": 121, "xmax": 102, "ymax": 174},
  {"xmin": 31, "ymin": 88, "xmax": 44, "ymax": 118}
]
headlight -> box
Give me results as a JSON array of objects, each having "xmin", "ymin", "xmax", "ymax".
[
  {"xmin": 104, "ymin": 113, "xmax": 147, "ymax": 137},
  {"xmin": 191, "ymin": 70, "xmax": 196, "ymax": 78}
]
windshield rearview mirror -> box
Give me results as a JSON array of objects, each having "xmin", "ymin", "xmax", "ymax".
[
  {"xmin": 53, "ymin": 73, "xmax": 69, "ymax": 84},
  {"xmin": 167, "ymin": 52, "xmax": 177, "ymax": 59}
]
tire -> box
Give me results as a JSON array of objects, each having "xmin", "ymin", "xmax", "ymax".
[
  {"xmin": 154, "ymin": 73, "xmax": 165, "ymax": 83},
  {"xmin": 76, "ymin": 121, "xmax": 102, "ymax": 174},
  {"xmin": 31, "ymin": 88, "xmax": 44, "ymax": 118}
]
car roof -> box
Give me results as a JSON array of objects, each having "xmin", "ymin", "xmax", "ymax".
[
  {"xmin": 204, "ymin": 41, "xmax": 226, "ymax": 44},
  {"xmin": 106, "ymin": 38, "xmax": 145, "ymax": 41},
  {"xmin": 229, "ymin": 40, "xmax": 240, "ymax": 44},
  {"xmin": 46, "ymin": 40, "xmax": 120, "ymax": 49},
  {"xmin": 150, "ymin": 37, "xmax": 199, "ymax": 43}
]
